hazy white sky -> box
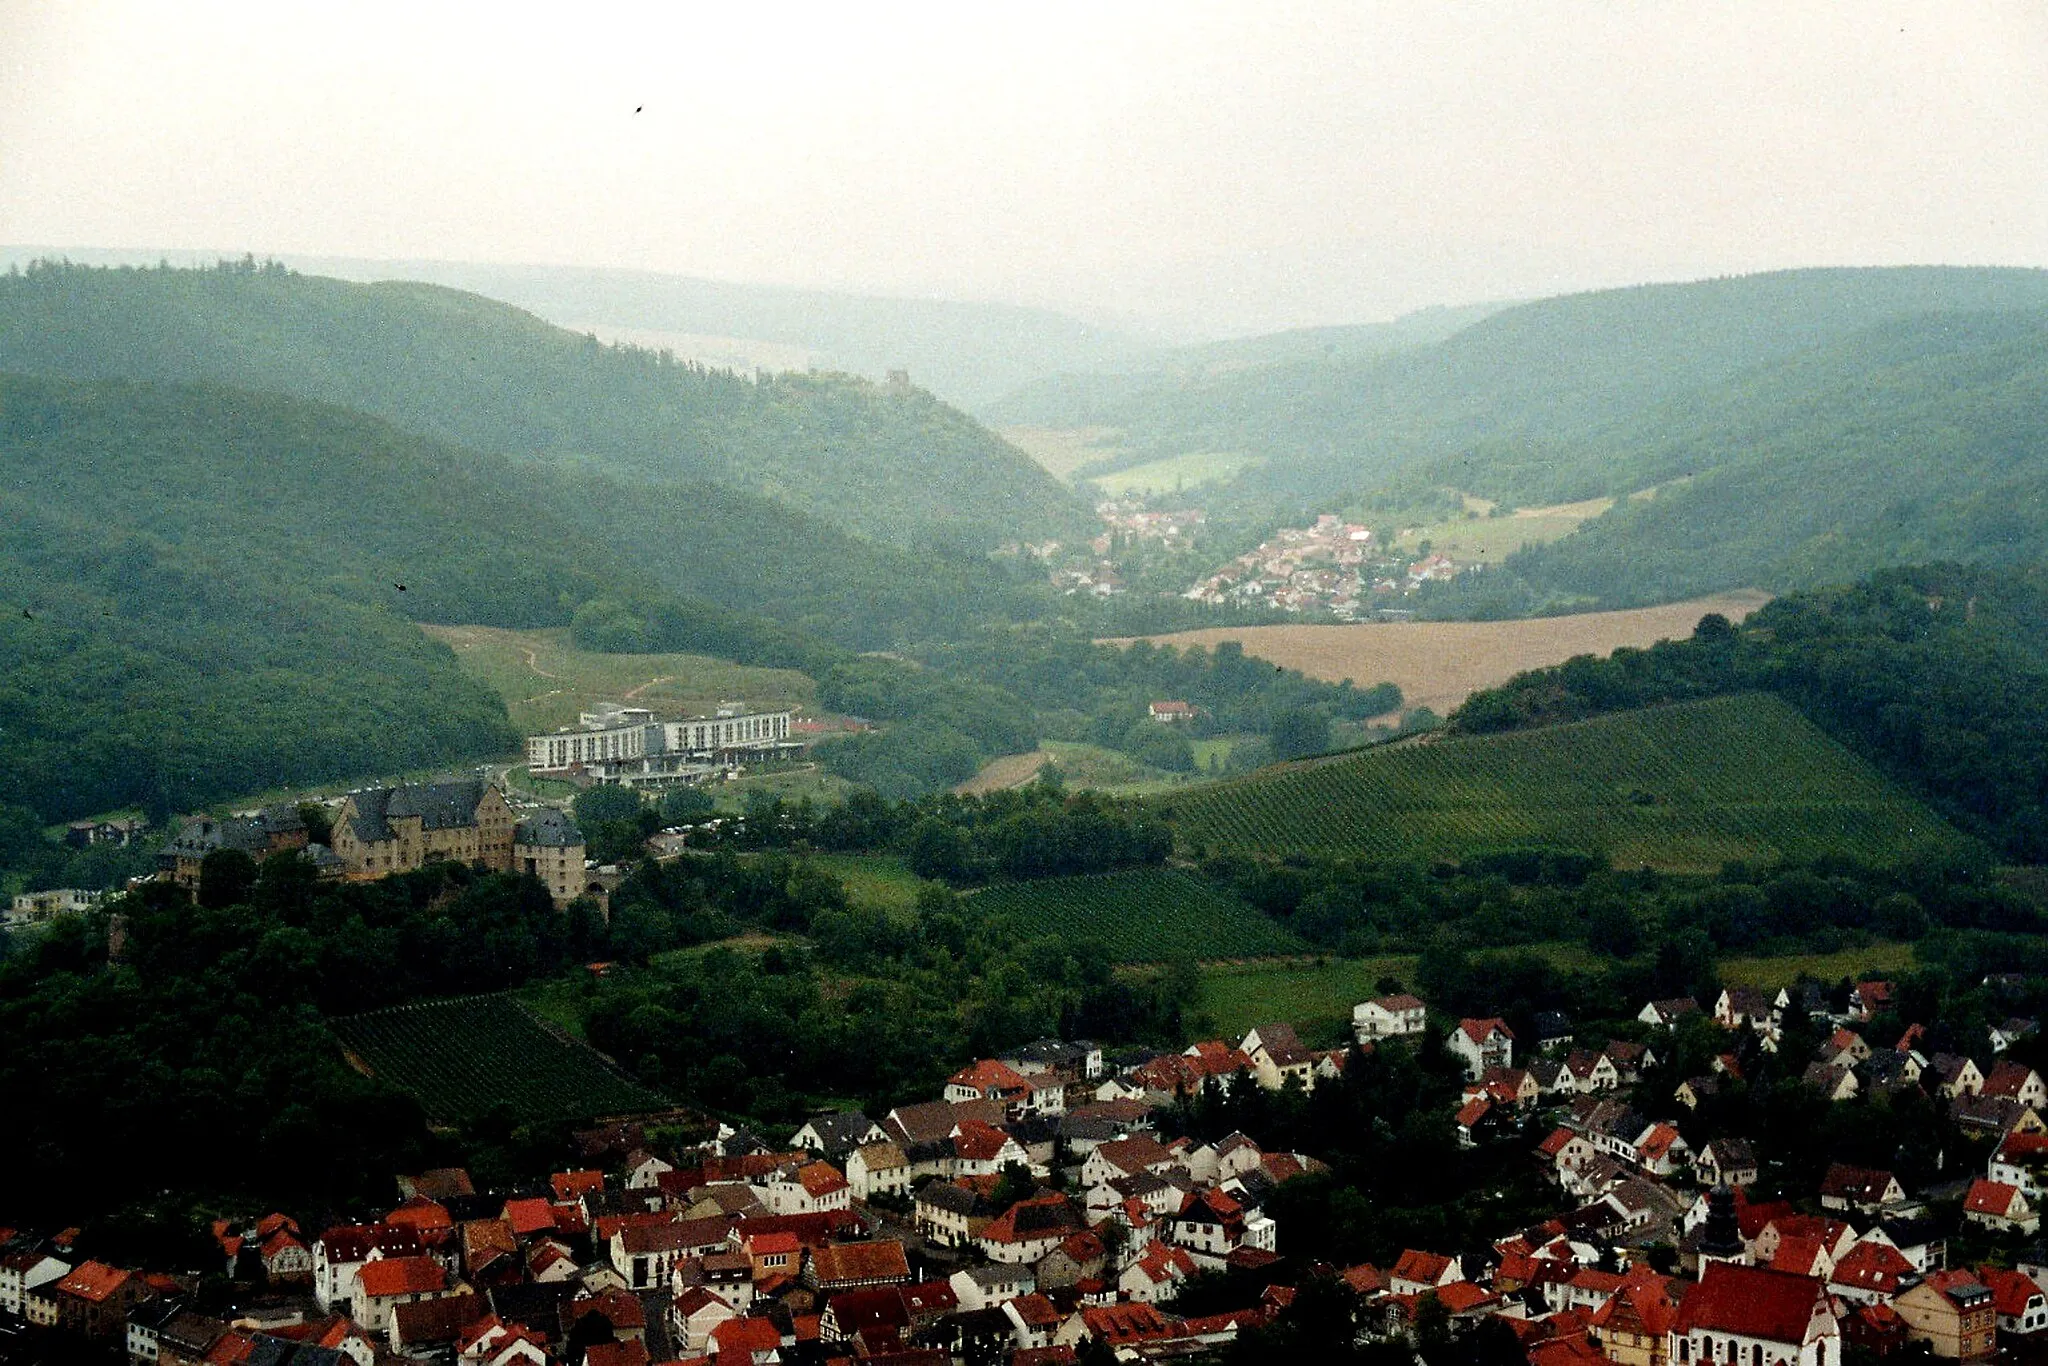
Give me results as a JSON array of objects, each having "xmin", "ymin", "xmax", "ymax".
[{"xmin": 4, "ymin": 1, "xmax": 2046, "ymax": 336}]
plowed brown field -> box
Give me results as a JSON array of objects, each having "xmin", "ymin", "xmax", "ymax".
[{"xmin": 1107, "ymin": 590, "xmax": 1770, "ymax": 716}]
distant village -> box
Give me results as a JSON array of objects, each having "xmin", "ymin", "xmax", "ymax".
[
  {"xmin": 7, "ymin": 972, "xmax": 2048, "ymax": 1365},
  {"xmin": 1181, "ymin": 515, "xmax": 1464, "ymax": 619},
  {"xmin": 1014, "ymin": 502, "xmax": 1471, "ymax": 615}
]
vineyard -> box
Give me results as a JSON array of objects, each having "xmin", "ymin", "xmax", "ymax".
[
  {"xmin": 1161, "ymin": 694, "xmax": 1962, "ymax": 871},
  {"xmin": 332, "ymin": 994, "xmax": 665, "ymax": 1124},
  {"xmin": 965, "ymin": 866, "xmax": 1306, "ymax": 962}
]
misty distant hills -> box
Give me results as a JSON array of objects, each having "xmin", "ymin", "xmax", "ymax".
[
  {"xmin": 0, "ymin": 247, "xmax": 1165, "ymax": 411},
  {"xmin": 989, "ymin": 265, "xmax": 2048, "ymax": 610},
  {"xmin": 0, "ymin": 259, "xmax": 1091, "ymax": 550}
]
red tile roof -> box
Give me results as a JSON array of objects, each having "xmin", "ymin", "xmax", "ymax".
[
  {"xmin": 1979, "ymin": 1266, "xmax": 2046, "ymax": 1318},
  {"xmin": 798, "ymin": 1161, "xmax": 850, "ymax": 1197},
  {"xmin": 551, "ymin": 1169, "xmax": 606, "ymax": 1200},
  {"xmin": 1459, "ymin": 1017, "xmax": 1512, "ymax": 1043},
  {"xmin": 501, "ymin": 1198, "xmax": 555, "ymax": 1237},
  {"xmin": 1675, "ymin": 1263, "xmax": 1830, "ymax": 1344},
  {"xmin": 1392, "ymin": 1249, "xmax": 1455, "ymax": 1286},
  {"xmin": 356, "ymin": 1255, "xmax": 447, "ymax": 1299},
  {"xmin": 55, "ymin": 1261, "xmax": 131, "ymax": 1303},
  {"xmin": 1830, "ymin": 1241, "xmax": 1913, "ymax": 1296},
  {"xmin": 1966, "ymin": 1179, "xmax": 2025, "ymax": 1217},
  {"xmin": 809, "ymin": 1240, "xmax": 910, "ymax": 1285}
]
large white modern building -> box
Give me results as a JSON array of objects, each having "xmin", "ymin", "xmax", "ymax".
[{"xmin": 526, "ymin": 702, "xmax": 799, "ymax": 785}]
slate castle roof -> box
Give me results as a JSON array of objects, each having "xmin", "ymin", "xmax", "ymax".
[
  {"xmin": 515, "ymin": 808, "xmax": 582, "ymax": 848},
  {"xmin": 346, "ymin": 781, "xmax": 492, "ymax": 843}
]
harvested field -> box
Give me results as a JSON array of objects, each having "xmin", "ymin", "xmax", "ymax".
[
  {"xmin": 955, "ymin": 750, "xmax": 1052, "ymax": 794},
  {"xmin": 1108, "ymin": 591, "xmax": 1770, "ymax": 716}
]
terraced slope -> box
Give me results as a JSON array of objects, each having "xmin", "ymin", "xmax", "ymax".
[
  {"xmin": 1160, "ymin": 694, "xmax": 1962, "ymax": 871},
  {"xmin": 966, "ymin": 867, "xmax": 1307, "ymax": 962},
  {"xmin": 333, "ymin": 995, "xmax": 664, "ymax": 1123}
]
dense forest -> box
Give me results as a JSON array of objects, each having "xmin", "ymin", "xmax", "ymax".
[
  {"xmin": 1452, "ymin": 564, "xmax": 2048, "ymax": 860},
  {"xmin": 0, "ymin": 258, "xmax": 1091, "ymax": 550}
]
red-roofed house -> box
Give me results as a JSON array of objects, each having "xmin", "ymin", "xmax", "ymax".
[
  {"xmin": 1979, "ymin": 1267, "xmax": 2048, "ymax": 1337},
  {"xmin": 1670, "ymin": 1263, "xmax": 1839, "ymax": 1366},
  {"xmin": 353, "ymin": 1255, "xmax": 455, "ymax": 1332},
  {"xmin": 51, "ymin": 1261, "xmax": 141, "ymax": 1340},
  {"xmin": 1830, "ymin": 1240, "xmax": 1916, "ymax": 1304},
  {"xmin": 499, "ymin": 1198, "xmax": 555, "ymax": 1240},
  {"xmin": 1587, "ymin": 1267, "xmax": 1679, "ymax": 1366},
  {"xmin": 708, "ymin": 1315, "xmax": 784, "ymax": 1363},
  {"xmin": 1390, "ymin": 1250, "xmax": 1462, "ymax": 1296},
  {"xmin": 551, "ymin": 1169, "xmax": 606, "ymax": 1202},
  {"xmin": 1964, "ymin": 1179, "xmax": 2039, "ymax": 1235},
  {"xmin": 1447, "ymin": 1018, "xmax": 1514, "ymax": 1079},
  {"xmin": 1120, "ymin": 1241, "xmax": 1196, "ymax": 1303},
  {"xmin": 765, "ymin": 1161, "xmax": 851, "ymax": 1215},
  {"xmin": 1990, "ymin": 1130, "xmax": 2048, "ymax": 1197},
  {"xmin": 978, "ymin": 1195, "xmax": 1088, "ymax": 1266},
  {"xmin": 1850, "ymin": 981, "xmax": 1894, "ymax": 1021},
  {"xmin": 314, "ymin": 1223, "xmax": 425, "ymax": 1311}
]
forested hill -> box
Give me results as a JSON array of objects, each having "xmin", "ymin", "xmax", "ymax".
[
  {"xmin": 1451, "ymin": 564, "xmax": 2048, "ymax": 862},
  {"xmin": 1465, "ymin": 308, "xmax": 2048, "ymax": 609},
  {"xmin": 0, "ymin": 372, "xmax": 934, "ymax": 819},
  {"xmin": 989, "ymin": 266, "xmax": 2048, "ymax": 505},
  {"xmin": 0, "ymin": 259, "xmax": 1090, "ymax": 550}
]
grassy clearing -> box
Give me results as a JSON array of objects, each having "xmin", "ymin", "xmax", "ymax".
[
  {"xmin": 1000, "ymin": 425, "xmax": 1130, "ymax": 481},
  {"xmin": 1108, "ymin": 591, "xmax": 1769, "ymax": 717},
  {"xmin": 1720, "ymin": 942, "xmax": 1919, "ymax": 990},
  {"xmin": 806, "ymin": 853, "xmax": 930, "ymax": 916},
  {"xmin": 1392, "ymin": 498, "xmax": 1612, "ymax": 564},
  {"xmin": 1087, "ymin": 450, "xmax": 1266, "ymax": 497},
  {"xmin": 965, "ymin": 867, "xmax": 1306, "ymax": 963},
  {"xmin": 421, "ymin": 623, "xmax": 816, "ymax": 734},
  {"xmin": 1192, "ymin": 957, "xmax": 1415, "ymax": 1045},
  {"xmin": 1163, "ymin": 694, "xmax": 1962, "ymax": 873},
  {"xmin": 1042, "ymin": 741, "xmax": 1209, "ymax": 796},
  {"xmin": 711, "ymin": 764, "xmax": 861, "ymax": 812}
]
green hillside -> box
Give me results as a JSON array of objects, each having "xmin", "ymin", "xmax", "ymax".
[
  {"xmin": 1451, "ymin": 564, "xmax": 2048, "ymax": 862},
  {"xmin": 0, "ymin": 259, "xmax": 1090, "ymax": 550},
  {"xmin": 0, "ymin": 372, "xmax": 825, "ymax": 818},
  {"xmin": 965, "ymin": 866, "xmax": 1307, "ymax": 961},
  {"xmin": 1160, "ymin": 694, "xmax": 1962, "ymax": 872},
  {"xmin": 1476, "ymin": 309, "xmax": 2048, "ymax": 607}
]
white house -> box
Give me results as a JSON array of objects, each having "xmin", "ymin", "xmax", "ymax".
[
  {"xmin": 1447, "ymin": 1019, "xmax": 1514, "ymax": 1080},
  {"xmin": 1353, "ymin": 994, "xmax": 1427, "ymax": 1042}
]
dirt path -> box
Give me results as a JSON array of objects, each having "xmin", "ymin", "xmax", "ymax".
[
  {"xmin": 520, "ymin": 646, "xmax": 559, "ymax": 680},
  {"xmin": 623, "ymin": 675, "xmax": 673, "ymax": 700}
]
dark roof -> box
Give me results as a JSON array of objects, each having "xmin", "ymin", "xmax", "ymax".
[
  {"xmin": 167, "ymin": 808, "xmax": 298, "ymax": 858},
  {"xmin": 515, "ymin": 808, "xmax": 582, "ymax": 848},
  {"xmin": 346, "ymin": 781, "xmax": 490, "ymax": 843},
  {"xmin": 915, "ymin": 1184, "xmax": 988, "ymax": 1217},
  {"xmin": 797, "ymin": 1112, "xmax": 880, "ymax": 1157}
]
